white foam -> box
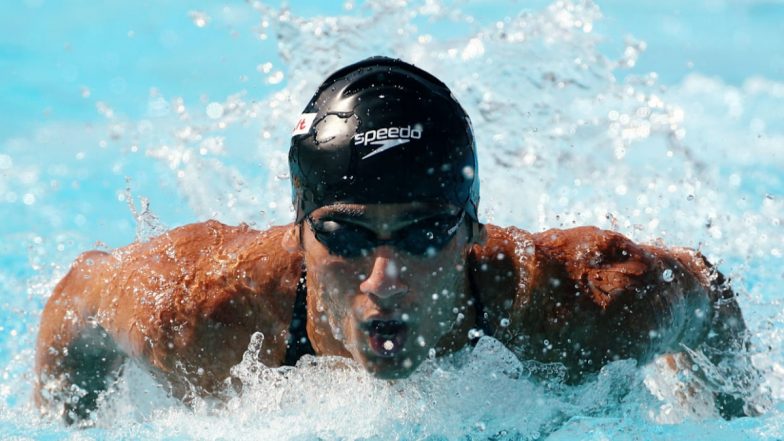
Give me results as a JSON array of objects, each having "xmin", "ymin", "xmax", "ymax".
[{"xmin": 2, "ymin": 0, "xmax": 783, "ymax": 439}]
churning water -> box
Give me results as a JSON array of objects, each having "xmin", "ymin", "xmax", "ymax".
[{"xmin": 1, "ymin": 0, "xmax": 783, "ymax": 439}]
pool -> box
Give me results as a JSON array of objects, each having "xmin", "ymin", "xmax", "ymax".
[{"xmin": 1, "ymin": 0, "xmax": 783, "ymax": 439}]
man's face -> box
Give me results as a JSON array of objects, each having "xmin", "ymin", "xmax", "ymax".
[{"xmin": 298, "ymin": 202, "xmax": 476, "ymax": 379}]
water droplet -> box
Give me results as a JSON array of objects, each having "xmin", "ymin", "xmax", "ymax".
[
  {"xmin": 188, "ymin": 10, "xmax": 209, "ymax": 28},
  {"xmin": 206, "ymin": 102, "xmax": 224, "ymax": 119},
  {"xmin": 379, "ymin": 259, "xmax": 399, "ymax": 279},
  {"xmin": 267, "ymin": 71, "xmax": 284, "ymax": 84},
  {"xmin": 468, "ymin": 328, "xmax": 484, "ymax": 339}
]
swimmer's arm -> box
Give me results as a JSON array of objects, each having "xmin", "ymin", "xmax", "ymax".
[
  {"xmin": 523, "ymin": 227, "xmax": 745, "ymax": 362},
  {"xmin": 532, "ymin": 227, "xmax": 756, "ymax": 417},
  {"xmin": 522, "ymin": 226, "xmax": 698, "ymax": 373},
  {"xmin": 664, "ymin": 247, "xmax": 760, "ymax": 418},
  {"xmin": 35, "ymin": 222, "xmax": 304, "ymax": 423},
  {"xmin": 665, "ymin": 247, "xmax": 748, "ymax": 356},
  {"xmin": 479, "ymin": 227, "xmax": 728, "ymax": 370},
  {"xmin": 477, "ymin": 225, "xmax": 757, "ymax": 416},
  {"xmin": 34, "ymin": 250, "xmax": 126, "ymax": 424}
]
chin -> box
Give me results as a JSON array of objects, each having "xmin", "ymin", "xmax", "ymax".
[
  {"xmin": 364, "ymin": 360, "xmax": 416, "ymax": 379},
  {"xmin": 357, "ymin": 349, "xmax": 425, "ymax": 380},
  {"xmin": 371, "ymin": 369, "xmax": 413, "ymax": 380}
]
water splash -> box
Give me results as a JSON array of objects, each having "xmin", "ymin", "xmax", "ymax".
[
  {"xmin": 1, "ymin": 0, "xmax": 783, "ymax": 439},
  {"xmin": 124, "ymin": 179, "xmax": 167, "ymax": 243}
]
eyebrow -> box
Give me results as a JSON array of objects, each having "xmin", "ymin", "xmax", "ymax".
[{"xmin": 319, "ymin": 205, "xmax": 367, "ymax": 218}]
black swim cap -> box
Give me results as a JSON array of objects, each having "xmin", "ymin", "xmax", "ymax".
[{"xmin": 288, "ymin": 56, "xmax": 479, "ymax": 223}]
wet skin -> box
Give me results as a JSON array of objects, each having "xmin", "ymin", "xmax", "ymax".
[{"xmin": 34, "ymin": 204, "xmax": 752, "ymax": 422}]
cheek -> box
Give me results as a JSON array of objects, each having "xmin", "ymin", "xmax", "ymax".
[
  {"xmin": 408, "ymin": 253, "xmax": 468, "ymax": 321},
  {"xmin": 308, "ymin": 259, "xmax": 365, "ymax": 322},
  {"xmin": 408, "ymin": 249, "xmax": 466, "ymax": 295}
]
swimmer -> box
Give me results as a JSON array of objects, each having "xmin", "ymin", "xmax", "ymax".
[{"xmin": 34, "ymin": 56, "xmax": 758, "ymax": 423}]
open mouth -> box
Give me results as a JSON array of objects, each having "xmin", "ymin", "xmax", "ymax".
[{"xmin": 362, "ymin": 319, "xmax": 409, "ymax": 358}]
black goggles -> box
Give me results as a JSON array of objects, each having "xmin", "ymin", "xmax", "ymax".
[{"xmin": 306, "ymin": 210, "xmax": 465, "ymax": 258}]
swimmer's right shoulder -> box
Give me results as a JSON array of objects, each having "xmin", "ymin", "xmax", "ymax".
[
  {"xmin": 73, "ymin": 221, "xmax": 299, "ymax": 292},
  {"xmin": 113, "ymin": 220, "xmax": 293, "ymax": 256},
  {"xmin": 134, "ymin": 219, "xmax": 265, "ymax": 245}
]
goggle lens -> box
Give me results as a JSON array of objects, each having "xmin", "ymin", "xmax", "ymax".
[{"xmin": 307, "ymin": 212, "xmax": 464, "ymax": 258}]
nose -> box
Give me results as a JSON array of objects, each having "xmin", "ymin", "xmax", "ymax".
[{"xmin": 359, "ymin": 247, "xmax": 408, "ymax": 301}]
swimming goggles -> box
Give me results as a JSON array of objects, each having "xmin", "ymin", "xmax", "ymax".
[{"xmin": 306, "ymin": 210, "xmax": 465, "ymax": 258}]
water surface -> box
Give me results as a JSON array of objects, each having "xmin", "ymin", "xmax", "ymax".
[{"xmin": 1, "ymin": 1, "xmax": 783, "ymax": 439}]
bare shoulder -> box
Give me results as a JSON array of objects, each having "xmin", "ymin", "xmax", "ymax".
[
  {"xmin": 530, "ymin": 226, "xmax": 659, "ymax": 307},
  {"xmin": 51, "ymin": 220, "xmax": 300, "ymax": 311},
  {"xmin": 54, "ymin": 221, "xmax": 302, "ymax": 386},
  {"xmin": 473, "ymin": 224, "xmax": 699, "ymax": 306},
  {"xmin": 469, "ymin": 224, "xmax": 655, "ymax": 307},
  {"xmin": 36, "ymin": 221, "xmax": 304, "ymax": 414},
  {"xmin": 471, "ymin": 225, "xmax": 721, "ymax": 378},
  {"xmin": 110, "ymin": 220, "xmax": 302, "ymax": 298},
  {"xmin": 113, "ymin": 220, "xmax": 300, "ymax": 334}
]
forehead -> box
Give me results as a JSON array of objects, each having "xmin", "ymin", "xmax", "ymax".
[{"xmin": 310, "ymin": 202, "xmax": 459, "ymax": 224}]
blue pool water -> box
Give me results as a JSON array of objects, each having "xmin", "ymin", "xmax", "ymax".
[{"xmin": 1, "ymin": 0, "xmax": 783, "ymax": 439}]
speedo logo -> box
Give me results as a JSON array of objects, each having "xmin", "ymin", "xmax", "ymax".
[{"xmin": 355, "ymin": 125, "xmax": 423, "ymax": 160}]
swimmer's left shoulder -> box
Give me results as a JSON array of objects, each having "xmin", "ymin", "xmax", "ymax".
[
  {"xmin": 477, "ymin": 225, "xmax": 643, "ymax": 262},
  {"xmin": 530, "ymin": 226, "xmax": 661, "ymax": 307},
  {"xmin": 532, "ymin": 226, "xmax": 639, "ymax": 255}
]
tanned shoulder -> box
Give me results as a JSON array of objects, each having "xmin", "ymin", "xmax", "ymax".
[
  {"xmin": 36, "ymin": 220, "xmax": 304, "ymax": 412},
  {"xmin": 112, "ymin": 221, "xmax": 302, "ymax": 389},
  {"xmin": 471, "ymin": 225, "xmax": 716, "ymax": 382}
]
